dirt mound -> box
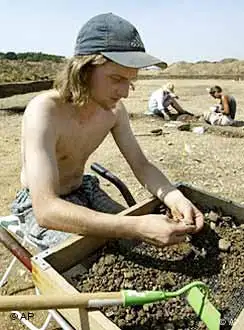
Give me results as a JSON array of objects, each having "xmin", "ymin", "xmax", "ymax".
[
  {"xmin": 2, "ymin": 58, "xmax": 244, "ymax": 84},
  {"xmin": 139, "ymin": 58, "xmax": 244, "ymax": 79},
  {"xmin": 164, "ymin": 60, "xmax": 244, "ymax": 76},
  {"xmin": 0, "ymin": 59, "xmax": 63, "ymax": 83}
]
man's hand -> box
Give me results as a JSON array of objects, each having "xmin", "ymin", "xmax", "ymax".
[
  {"xmin": 163, "ymin": 189, "xmax": 204, "ymax": 232},
  {"xmin": 137, "ymin": 214, "xmax": 196, "ymax": 247}
]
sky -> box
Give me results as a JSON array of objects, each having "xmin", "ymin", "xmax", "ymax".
[{"xmin": 1, "ymin": 0, "xmax": 244, "ymax": 64}]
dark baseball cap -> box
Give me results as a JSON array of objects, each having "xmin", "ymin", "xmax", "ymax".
[
  {"xmin": 206, "ymin": 85, "xmax": 222, "ymax": 94},
  {"xmin": 74, "ymin": 13, "xmax": 167, "ymax": 69}
]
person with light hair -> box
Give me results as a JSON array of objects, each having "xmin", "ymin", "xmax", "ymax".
[
  {"xmin": 11, "ymin": 13, "xmax": 203, "ymax": 251},
  {"xmin": 204, "ymin": 85, "xmax": 237, "ymax": 126},
  {"xmin": 147, "ymin": 82, "xmax": 191, "ymax": 120}
]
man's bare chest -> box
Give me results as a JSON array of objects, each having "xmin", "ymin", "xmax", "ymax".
[{"xmin": 56, "ymin": 113, "xmax": 115, "ymax": 162}]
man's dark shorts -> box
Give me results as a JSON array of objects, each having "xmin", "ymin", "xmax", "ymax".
[{"xmin": 10, "ymin": 174, "xmax": 125, "ymax": 250}]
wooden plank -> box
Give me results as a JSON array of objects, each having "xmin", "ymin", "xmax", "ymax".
[
  {"xmin": 44, "ymin": 235, "xmax": 107, "ymax": 273},
  {"xmin": 0, "ymin": 80, "xmax": 53, "ymax": 98},
  {"xmin": 0, "ymin": 106, "xmax": 26, "ymax": 113},
  {"xmin": 232, "ymin": 309, "xmax": 244, "ymax": 330},
  {"xmin": 178, "ymin": 183, "xmax": 244, "ymax": 224},
  {"xmin": 43, "ymin": 196, "xmax": 160, "ymax": 273},
  {"xmin": 32, "ymin": 259, "xmax": 120, "ymax": 330}
]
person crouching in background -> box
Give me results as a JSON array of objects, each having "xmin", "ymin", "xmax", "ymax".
[
  {"xmin": 204, "ymin": 85, "xmax": 236, "ymax": 126},
  {"xmin": 147, "ymin": 82, "xmax": 192, "ymax": 120}
]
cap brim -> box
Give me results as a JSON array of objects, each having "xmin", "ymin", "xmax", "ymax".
[{"xmin": 101, "ymin": 51, "xmax": 167, "ymax": 69}]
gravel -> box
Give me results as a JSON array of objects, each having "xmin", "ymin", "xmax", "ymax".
[{"xmin": 69, "ymin": 207, "xmax": 244, "ymax": 330}]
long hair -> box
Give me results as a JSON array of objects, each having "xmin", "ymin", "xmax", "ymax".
[{"xmin": 54, "ymin": 54, "xmax": 107, "ymax": 107}]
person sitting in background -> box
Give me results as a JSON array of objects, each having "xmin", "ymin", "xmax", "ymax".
[
  {"xmin": 146, "ymin": 82, "xmax": 192, "ymax": 120},
  {"xmin": 204, "ymin": 85, "xmax": 236, "ymax": 126}
]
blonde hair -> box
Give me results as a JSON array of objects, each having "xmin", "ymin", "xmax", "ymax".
[
  {"xmin": 54, "ymin": 54, "xmax": 107, "ymax": 106},
  {"xmin": 163, "ymin": 82, "xmax": 175, "ymax": 93}
]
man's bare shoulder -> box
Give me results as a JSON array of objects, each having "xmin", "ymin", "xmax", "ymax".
[
  {"xmin": 108, "ymin": 101, "xmax": 130, "ymax": 131},
  {"xmin": 22, "ymin": 90, "xmax": 71, "ymax": 141},
  {"xmin": 222, "ymin": 94, "xmax": 230, "ymax": 101},
  {"xmin": 24, "ymin": 90, "xmax": 62, "ymax": 120},
  {"xmin": 113, "ymin": 100, "xmax": 129, "ymax": 119}
]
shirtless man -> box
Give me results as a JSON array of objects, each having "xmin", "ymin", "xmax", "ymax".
[{"xmin": 11, "ymin": 13, "xmax": 204, "ymax": 250}]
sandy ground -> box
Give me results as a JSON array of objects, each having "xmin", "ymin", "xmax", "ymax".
[{"xmin": 1, "ymin": 79, "xmax": 244, "ymax": 329}]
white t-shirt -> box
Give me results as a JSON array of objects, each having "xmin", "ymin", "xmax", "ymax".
[{"xmin": 148, "ymin": 88, "xmax": 174, "ymax": 113}]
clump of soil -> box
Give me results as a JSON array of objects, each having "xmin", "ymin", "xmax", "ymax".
[{"xmin": 70, "ymin": 208, "xmax": 244, "ymax": 330}]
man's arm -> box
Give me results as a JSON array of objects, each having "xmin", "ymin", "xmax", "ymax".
[
  {"xmin": 171, "ymin": 98, "xmax": 193, "ymax": 115},
  {"xmin": 111, "ymin": 102, "xmax": 204, "ymax": 230},
  {"xmin": 111, "ymin": 102, "xmax": 178, "ymax": 199},
  {"xmin": 23, "ymin": 96, "xmax": 140, "ymax": 239}
]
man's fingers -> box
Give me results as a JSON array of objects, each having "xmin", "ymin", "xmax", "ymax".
[
  {"xmin": 171, "ymin": 206, "xmax": 195, "ymax": 226},
  {"xmin": 170, "ymin": 234, "xmax": 188, "ymax": 245},
  {"xmin": 175, "ymin": 206, "xmax": 204, "ymax": 232},
  {"xmin": 171, "ymin": 208, "xmax": 183, "ymax": 222},
  {"xmin": 182, "ymin": 207, "xmax": 195, "ymax": 225},
  {"xmin": 173, "ymin": 222, "xmax": 196, "ymax": 234},
  {"xmin": 193, "ymin": 209, "xmax": 204, "ymax": 232}
]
